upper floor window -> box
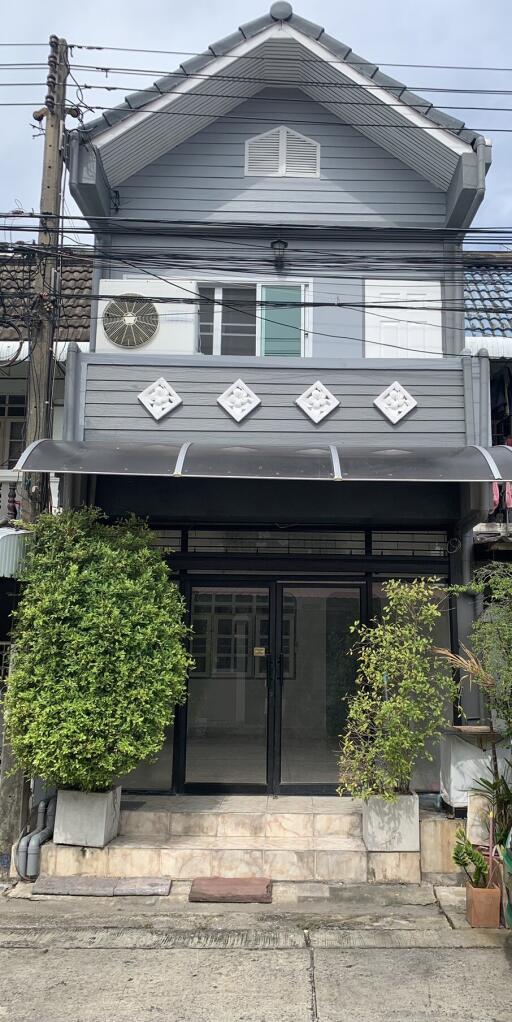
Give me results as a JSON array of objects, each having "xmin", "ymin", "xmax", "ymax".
[
  {"xmin": 0, "ymin": 395, "xmax": 26, "ymax": 469},
  {"xmin": 245, "ymin": 126, "xmax": 320, "ymax": 178},
  {"xmin": 364, "ymin": 280, "xmax": 443, "ymax": 358},
  {"xmin": 197, "ymin": 283, "xmax": 307, "ymax": 357}
]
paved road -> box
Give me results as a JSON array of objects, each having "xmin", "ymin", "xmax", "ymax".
[
  {"xmin": 0, "ymin": 885, "xmax": 510, "ymax": 1021},
  {"xmin": 1, "ymin": 943, "xmax": 512, "ymax": 1021}
]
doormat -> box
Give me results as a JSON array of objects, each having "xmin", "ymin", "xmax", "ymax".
[{"xmin": 189, "ymin": 877, "xmax": 272, "ymax": 904}]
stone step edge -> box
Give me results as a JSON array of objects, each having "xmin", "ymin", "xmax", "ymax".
[
  {"xmin": 105, "ymin": 838, "xmax": 367, "ymax": 852},
  {"xmin": 32, "ymin": 876, "xmax": 172, "ymax": 897}
]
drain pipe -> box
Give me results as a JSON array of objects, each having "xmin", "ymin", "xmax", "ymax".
[
  {"xmin": 15, "ymin": 800, "xmax": 47, "ymax": 880},
  {"xmin": 26, "ymin": 796, "xmax": 56, "ymax": 879}
]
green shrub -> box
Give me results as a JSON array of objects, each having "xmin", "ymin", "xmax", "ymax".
[
  {"xmin": 338, "ymin": 577, "xmax": 456, "ymax": 801},
  {"xmin": 4, "ymin": 508, "xmax": 193, "ymax": 791}
]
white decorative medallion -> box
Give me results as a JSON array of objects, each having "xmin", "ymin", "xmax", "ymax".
[
  {"xmin": 138, "ymin": 377, "xmax": 182, "ymax": 421},
  {"xmin": 217, "ymin": 379, "xmax": 261, "ymax": 422},
  {"xmin": 374, "ymin": 381, "xmax": 417, "ymax": 424},
  {"xmin": 296, "ymin": 381, "xmax": 339, "ymax": 424}
]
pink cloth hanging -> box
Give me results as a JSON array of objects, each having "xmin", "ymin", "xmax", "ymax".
[{"xmin": 492, "ymin": 481, "xmax": 500, "ymax": 510}]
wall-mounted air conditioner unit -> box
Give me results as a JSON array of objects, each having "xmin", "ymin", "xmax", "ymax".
[{"xmin": 95, "ymin": 278, "xmax": 198, "ymax": 355}]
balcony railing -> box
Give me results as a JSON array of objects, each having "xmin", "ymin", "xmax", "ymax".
[{"xmin": 0, "ymin": 471, "xmax": 20, "ymax": 520}]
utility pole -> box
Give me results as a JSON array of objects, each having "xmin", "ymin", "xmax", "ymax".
[
  {"xmin": 23, "ymin": 35, "xmax": 69, "ymax": 519},
  {"xmin": 0, "ymin": 36, "xmax": 69, "ymax": 876}
]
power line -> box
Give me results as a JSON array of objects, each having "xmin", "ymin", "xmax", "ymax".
[
  {"xmin": 67, "ymin": 46, "xmax": 512, "ymax": 74},
  {"xmin": 62, "ymin": 81, "xmax": 512, "ymax": 113}
]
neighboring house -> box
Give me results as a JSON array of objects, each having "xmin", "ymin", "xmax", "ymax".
[
  {"xmin": 0, "ymin": 248, "xmax": 92, "ymax": 753},
  {"xmin": 19, "ymin": 3, "xmax": 504, "ymax": 798},
  {"xmin": 464, "ymin": 252, "xmax": 512, "ymax": 549},
  {"xmin": 0, "ymin": 246, "xmax": 92, "ymax": 516}
]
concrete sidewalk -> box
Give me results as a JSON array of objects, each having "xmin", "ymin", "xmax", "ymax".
[{"xmin": 0, "ymin": 883, "xmax": 510, "ymax": 1021}]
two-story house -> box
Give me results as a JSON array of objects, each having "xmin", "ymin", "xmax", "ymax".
[{"xmin": 18, "ymin": 4, "xmax": 510, "ymax": 802}]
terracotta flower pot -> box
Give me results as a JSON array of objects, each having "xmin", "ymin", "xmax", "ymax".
[{"xmin": 465, "ymin": 881, "xmax": 501, "ymax": 928}]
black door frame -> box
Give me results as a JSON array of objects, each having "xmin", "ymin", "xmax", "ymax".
[{"xmin": 176, "ymin": 576, "xmax": 366, "ymax": 796}]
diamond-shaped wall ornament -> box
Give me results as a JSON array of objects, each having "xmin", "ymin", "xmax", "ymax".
[
  {"xmin": 138, "ymin": 377, "xmax": 182, "ymax": 421},
  {"xmin": 217, "ymin": 379, "xmax": 261, "ymax": 422},
  {"xmin": 374, "ymin": 380, "xmax": 417, "ymax": 424},
  {"xmin": 295, "ymin": 381, "xmax": 340, "ymax": 424}
]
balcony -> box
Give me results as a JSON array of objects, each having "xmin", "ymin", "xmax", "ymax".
[{"xmin": 66, "ymin": 351, "xmax": 491, "ymax": 451}]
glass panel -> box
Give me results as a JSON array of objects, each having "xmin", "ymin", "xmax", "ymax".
[
  {"xmin": 198, "ymin": 287, "xmax": 215, "ymax": 354},
  {"xmin": 338, "ymin": 446, "xmax": 496, "ymax": 482},
  {"xmin": 261, "ymin": 285, "xmax": 302, "ymax": 356},
  {"xmin": 186, "ymin": 587, "xmax": 269, "ymax": 784},
  {"xmin": 372, "ymin": 531, "xmax": 448, "ymax": 558},
  {"xmin": 371, "ymin": 582, "xmax": 452, "ymax": 792},
  {"xmin": 187, "ymin": 530, "xmax": 365, "ymax": 555},
  {"xmin": 280, "ymin": 587, "xmax": 360, "ymax": 784},
  {"xmin": 7, "ymin": 421, "xmax": 24, "ymax": 469},
  {"xmin": 182, "ymin": 443, "xmax": 334, "ymax": 479},
  {"xmin": 221, "ymin": 287, "xmax": 256, "ymax": 356},
  {"xmin": 118, "ymin": 727, "xmax": 174, "ymax": 792}
]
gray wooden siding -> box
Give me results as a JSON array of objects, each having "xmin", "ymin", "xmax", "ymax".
[
  {"xmin": 116, "ymin": 88, "xmax": 446, "ymax": 227},
  {"xmin": 78, "ymin": 355, "xmax": 473, "ymax": 448}
]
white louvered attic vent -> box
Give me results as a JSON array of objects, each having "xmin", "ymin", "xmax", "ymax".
[{"xmin": 245, "ymin": 126, "xmax": 320, "ymax": 178}]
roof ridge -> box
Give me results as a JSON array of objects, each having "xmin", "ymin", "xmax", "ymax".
[{"xmin": 79, "ymin": 3, "xmax": 479, "ymax": 149}]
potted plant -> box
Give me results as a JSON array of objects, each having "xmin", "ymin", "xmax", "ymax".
[
  {"xmin": 339, "ymin": 577, "xmax": 457, "ymax": 852},
  {"xmin": 3, "ymin": 509, "xmax": 193, "ymax": 848},
  {"xmin": 452, "ymin": 826, "xmax": 501, "ymax": 927}
]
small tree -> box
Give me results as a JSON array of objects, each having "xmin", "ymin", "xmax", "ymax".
[
  {"xmin": 339, "ymin": 577, "xmax": 456, "ymax": 801},
  {"xmin": 3, "ymin": 508, "xmax": 193, "ymax": 792}
]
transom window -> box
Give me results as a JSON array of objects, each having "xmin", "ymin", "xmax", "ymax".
[
  {"xmin": 197, "ymin": 283, "xmax": 308, "ymax": 357},
  {"xmin": 245, "ymin": 126, "xmax": 320, "ymax": 178}
]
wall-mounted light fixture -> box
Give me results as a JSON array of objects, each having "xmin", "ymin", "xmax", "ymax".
[{"xmin": 271, "ymin": 238, "xmax": 288, "ymax": 271}]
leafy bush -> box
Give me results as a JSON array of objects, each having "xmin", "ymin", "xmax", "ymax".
[
  {"xmin": 4, "ymin": 508, "xmax": 193, "ymax": 791},
  {"xmin": 452, "ymin": 827, "xmax": 489, "ymax": 887},
  {"xmin": 338, "ymin": 577, "xmax": 456, "ymax": 801}
]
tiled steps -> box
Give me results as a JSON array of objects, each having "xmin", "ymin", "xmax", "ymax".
[{"xmin": 41, "ymin": 796, "xmax": 368, "ymax": 882}]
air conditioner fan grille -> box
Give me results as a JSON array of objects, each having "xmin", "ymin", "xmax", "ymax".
[{"xmin": 103, "ymin": 294, "xmax": 159, "ymax": 348}]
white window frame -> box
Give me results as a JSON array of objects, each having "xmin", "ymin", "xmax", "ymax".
[
  {"xmin": 244, "ymin": 126, "xmax": 320, "ymax": 179},
  {"xmin": 196, "ymin": 278, "xmax": 313, "ymax": 358}
]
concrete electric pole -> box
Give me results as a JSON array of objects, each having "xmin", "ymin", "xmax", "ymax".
[{"xmin": 0, "ymin": 36, "xmax": 69, "ymax": 876}]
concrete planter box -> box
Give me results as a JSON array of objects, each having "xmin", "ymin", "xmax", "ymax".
[
  {"xmin": 54, "ymin": 787, "xmax": 121, "ymax": 848},
  {"xmin": 363, "ymin": 794, "xmax": 420, "ymax": 853}
]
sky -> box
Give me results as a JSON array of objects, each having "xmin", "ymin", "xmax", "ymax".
[{"xmin": 1, "ymin": 0, "xmax": 512, "ymax": 243}]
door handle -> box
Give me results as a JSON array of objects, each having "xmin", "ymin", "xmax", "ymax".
[
  {"xmin": 266, "ymin": 654, "xmax": 274, "ymax": 685},
  {"xmin": 277, "ymin": 653, "xmax": 284, "ymax": 684}
]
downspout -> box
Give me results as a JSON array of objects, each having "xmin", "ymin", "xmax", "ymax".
[
  {"xmin": 15, "ymin": 799, "xmax": 47, "ymax": 879},
  {"xmin": 26, "ymin": 796, "xmax": 56, "ymax": 879},
  {"xmin": 462, "ymin": 136, "xmax": 488, "ymax": 228}
]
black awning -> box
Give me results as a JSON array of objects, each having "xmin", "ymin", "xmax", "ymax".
[{"xmin": 15, "ymin": 439, "xmax": 512, "ymax": 483}]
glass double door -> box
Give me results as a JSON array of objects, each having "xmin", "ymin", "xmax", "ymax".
[{"xmin": 184, "ymin": 582, "xmax": 361, "ymax": 792}]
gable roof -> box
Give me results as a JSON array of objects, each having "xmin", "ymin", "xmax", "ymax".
[
  {"xmin": 73, "ymin": 2, "xmax": 489, "ymax": 209},
  {"xmin": 464, "ymin": 254, "xmax": 512, "ymax": 341}
]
